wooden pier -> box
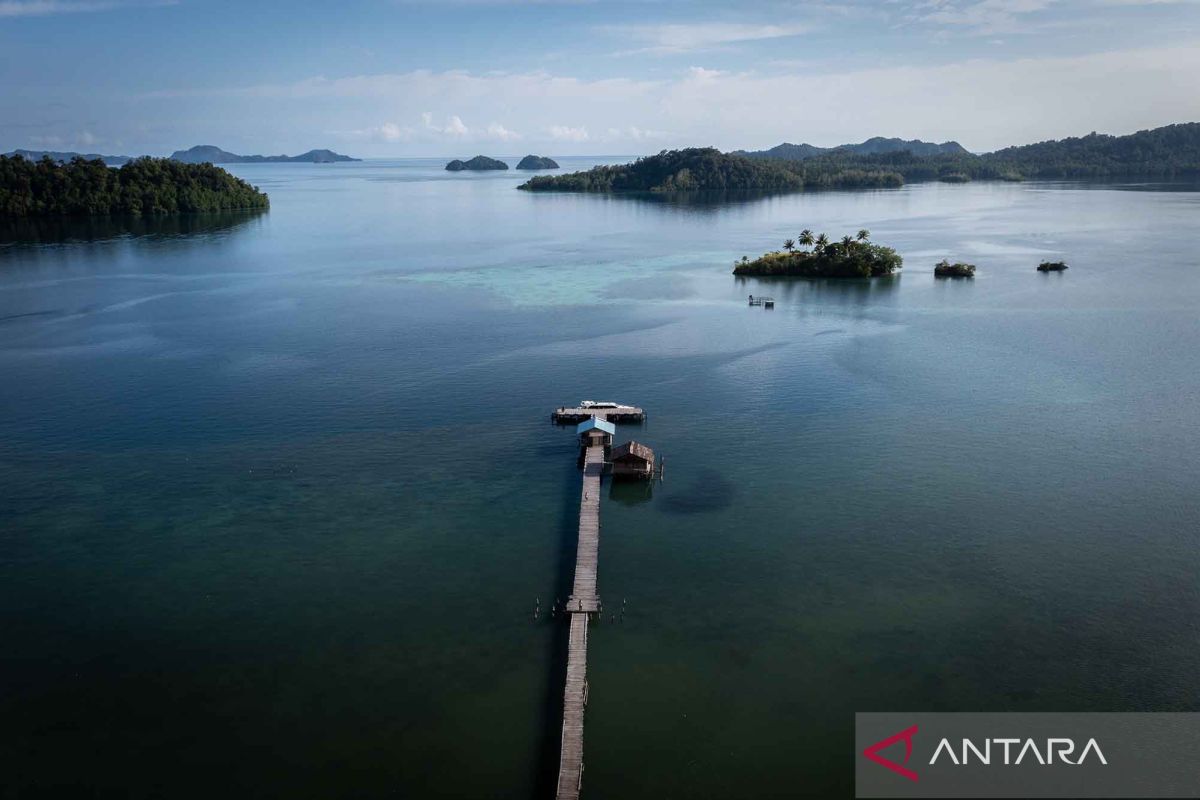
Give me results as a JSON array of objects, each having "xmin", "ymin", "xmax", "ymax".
[
  {"xmin": 552, "ymin": 405, "xmax": 640, "ymax": 800},
  {"xmin": 567, "ymin": 443, "xmax": 603, "ymax": 614},
  {"xmin": 555, "ymin": 443, "xmax": 603, "ymax": 800},
  {"xmin": 552, "ymin": 404, "xmax": 645, "ymax": 424}
]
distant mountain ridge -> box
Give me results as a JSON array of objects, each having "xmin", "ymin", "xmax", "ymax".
[
  {"xmin": 735, "ymin": 137, "xmax": 969, "ymax": 161},
  {"xmin": 767, "ymin": 122, "xmax": 1200, "ymax": 183},
  {"xmin": 4, "ymin": 149, "xmax": 133, "ymax": 166},
  {"xmin": 5, "ymin": 146, "xmax": 359, "ymax": 165},
  {"xmin": 170, "ymin": 145, "xmax": 359, "ymax": 164}
]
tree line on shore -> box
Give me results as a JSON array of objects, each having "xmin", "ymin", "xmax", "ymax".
[
  {"xmin": 519, "ymin": 148, "xmax": 903, "ymax": 193},
  {"xmin": 781, "ymin": 123, "xmax": 1200, "ymax": 183},
  {"xmin": 520, "ymin": 123, "xmax": 1200, "ymax": 195},
  {"xmin": 0, "ymin": 155, "xmax": 269, "ymax": 217}
]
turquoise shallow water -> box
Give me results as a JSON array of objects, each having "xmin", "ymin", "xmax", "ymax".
[{"xmin": 2, "ymin": 160, "xmax": 1199, "ymax": 798}]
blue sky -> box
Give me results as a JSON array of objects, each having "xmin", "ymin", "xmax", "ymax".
[{"xmin": 2, "ymin": 0, "xmax": 1199, "ymax": 157}]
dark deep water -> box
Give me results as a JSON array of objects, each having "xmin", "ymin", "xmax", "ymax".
[{"xmin": 2, "ymin": 159, "xmax": 1199, "ymax": 798}]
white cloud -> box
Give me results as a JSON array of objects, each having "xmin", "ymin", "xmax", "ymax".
[
  {"xmin": 141, "ymin": 70, "xmax": 660, "ymax": 104},
  {"xmin": 605, "ymin": 22, "xmax": 811, "ymax": 54},
  {"xmin": 28, "ymin": 133, "xmax": 66, "ymax": 146},
  {"xmin": 138, "ymin": 42, "xmax": 1200, "ymax": 154},
  {"xmin": 914, "ymin": 0, "xmax": 1059, "ymax": 34},
  {"xmin": 341, "ymin": 114, "xmax": 520, "ymax": 144},
  {"xmin": 25, "ymin": 129, "xmax": 102, "ymax": 148},
  {"xmin": 392, "ymin": 0, "xmax": 596, "ymax": 3},
  {"xmin": 604, "ymin": 125, "xmax": 668, "ymax": 142},
  {"xmin": 417, "ymin": 111, "xmax": 499, "ymax": 138},
  {"xmin": 549, "ymin": 125, "xmax": 589, "ymax": 141},
  {"xmin": 341, "ymin": 122, "xmax": 414, "ymax": 142},
  {"xmin": 547, "ymin": 124, "xmax": 668, "ymax": 143},
  {"xmin": 421, "ymin": 111, "xmax": 469, "ymax": 137},
  {"xmin": 486, "ymin": 121, "xmax": 520, "ymax": 140},
  {"xmin": 0, "ymin": 0, "xmax": 173, "ymax": 16}
]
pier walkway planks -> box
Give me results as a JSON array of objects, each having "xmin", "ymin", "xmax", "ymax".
[{"xmin": 555, "ymin": 442, "xmax": 604, "ymax": 800}]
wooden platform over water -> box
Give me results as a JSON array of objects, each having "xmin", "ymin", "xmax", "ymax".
[{"xmin": 552, "ymin": 404, "xmax": 645, "ymax": 424}]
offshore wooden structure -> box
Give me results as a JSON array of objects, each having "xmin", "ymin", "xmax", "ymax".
[
  {"xmin": 550, "ymin": 403, "xmax": 644, "ymax": 800},
  {"xmin": 610, "ymin": 441, "xmax": 655, "ymax": 480},
  {"xmin": 552, "ymin": 403, "xmax": 646, "ymax": 424}
]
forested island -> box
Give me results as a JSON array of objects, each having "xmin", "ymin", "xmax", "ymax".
[
  {"xmin": 516, "ymin": 155, "xmax": 559, "ymax": 170},
  {"xmin": 732, "ymin": 230, "xmax": 902, "ymax": 278},
  {"xmin": 518, "ymin": 148, "xmax": 901, "ymax": 193},
  {"xmin": 170, "ymin": 145, "xmax": 359, "ymax": 163},
  {"xmin": 446, "ymin": 156, "xmax": 508, "ymax": 171},
  {"xmin": 521, "ymin": 123, "xmax": 1200, "ymax": 196},
  {"xmin": 0, "ymin": 155, "xmax": 269, "ymax": 217}
]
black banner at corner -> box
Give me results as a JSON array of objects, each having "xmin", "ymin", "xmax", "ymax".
[{"xmin": 856, "ymin": 712, "xmax": 1200, "ymax": 798}]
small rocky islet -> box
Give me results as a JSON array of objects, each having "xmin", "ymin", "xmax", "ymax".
[
  {"xmin": 445, "ymin": 155, "xmax": 508, "ymax": 171},
  {"xmin": 516, "ymin": 155, "xmax": 559, "ymax": 170},
  {"xmin": 934, "ymin": 260, "xmax": 976, "ymax": 278},
  {"xmin": 731, "ymin": 232, "xmax": 1077, "ymax": 282}
]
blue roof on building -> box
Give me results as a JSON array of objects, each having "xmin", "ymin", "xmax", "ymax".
[{"xmin": 575, "ymin": 417, "xmax": 616, "ymax": 436}]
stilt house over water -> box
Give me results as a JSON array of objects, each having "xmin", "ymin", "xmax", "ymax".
[
  {"xmin": 576, "ymin": 417, "xmax": 615, "ymax": 460},
  {"xmin": 611, "ymin": 441, "xmax": 655, "ymax": 479}
]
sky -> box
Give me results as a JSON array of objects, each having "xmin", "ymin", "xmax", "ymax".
[{"xmin": 1, "ymin": 0, "xmax": 1199, "ymax": 157}]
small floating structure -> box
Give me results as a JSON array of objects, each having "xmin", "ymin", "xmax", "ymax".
[
  {"xmin": 610, "ymin": 441, "xmax": 655, "ymax": 480},
  {"xmin": 748, "ymin": 294, "xmax": 775, "ymax": 308},
  {"xmin": 553, "ymin": 403, "xmax": 645, "ymax": 424}
]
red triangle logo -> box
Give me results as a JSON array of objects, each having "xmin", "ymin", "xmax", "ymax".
[{"xmin": 863, "ymin": 724, "xmax": 919, "ymax": 782}]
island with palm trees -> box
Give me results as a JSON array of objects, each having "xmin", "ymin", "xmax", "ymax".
[{"xmin": 732, "ymin": 229, "xmax": 903, "ymax": 278}]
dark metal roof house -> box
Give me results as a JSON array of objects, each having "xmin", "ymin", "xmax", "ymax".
[{"xmin": 611, "ymin": 440, "xmax": 655, "ymax": 479}]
